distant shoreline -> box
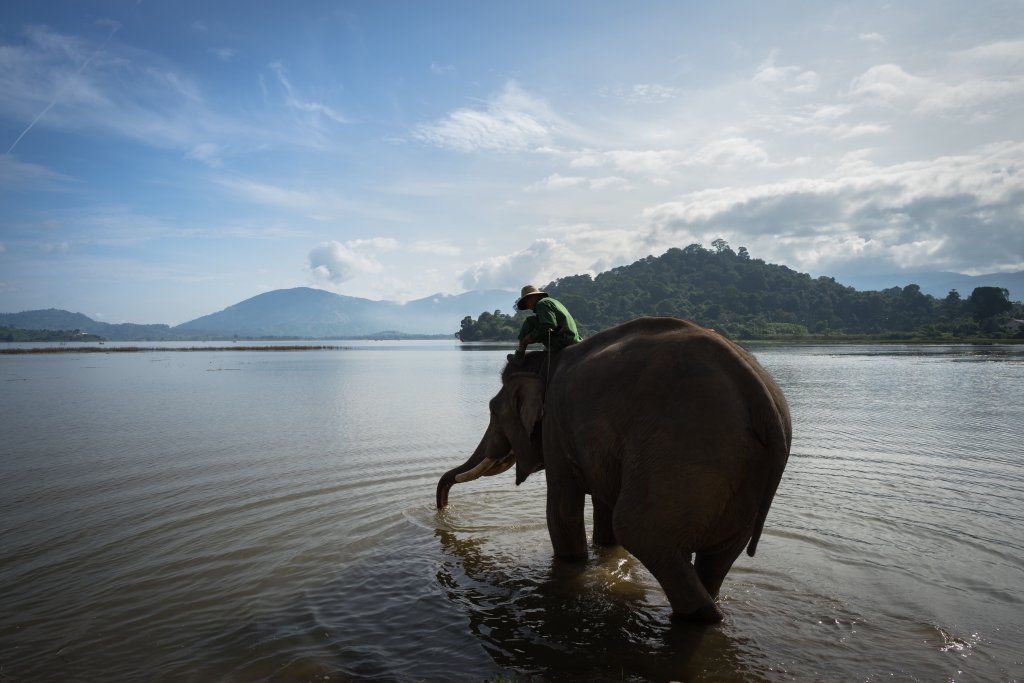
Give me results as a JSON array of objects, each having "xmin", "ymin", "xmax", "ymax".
[
  {"xmin": 4, "ymin": 338, "xmax": 1022, "ymax": 356},
  {"xmin": 738, "ymin": 337, "xmax": 1024, "ymax": 345},
  {"xmin": 0, "ymin": 345, "xmax": 349, "ymax": 355}
]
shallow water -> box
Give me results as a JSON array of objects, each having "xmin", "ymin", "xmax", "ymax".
[{"xmin": 1, "ymin": 342, "xmax": 1022, "ymax": 682}]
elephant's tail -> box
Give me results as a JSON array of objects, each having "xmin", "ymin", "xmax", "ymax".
[{"xmin": 745, "ymin": 391, "xmax": 789, "ymax": 558}]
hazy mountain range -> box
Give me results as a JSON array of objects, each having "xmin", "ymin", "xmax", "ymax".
[
  {"xmin": 828, "ymin": 270, "xmax": 1024, "ymax": 302},
  {"xmin": 2, "ymin": 268, "xmax": 1022, "ymax": 341},
  {"xmin": 1, "ymin": 288, "xmax": 517, "ymax": 340}
]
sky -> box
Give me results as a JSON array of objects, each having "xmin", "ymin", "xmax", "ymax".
[{"xmin": 1, "ymin": 1, "xmax": 1023, "ymax": 324}]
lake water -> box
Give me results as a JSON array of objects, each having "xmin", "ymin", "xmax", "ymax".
[{"xmin": 1, "ymin": 342, "xmax": 1022, "ymax": 682}]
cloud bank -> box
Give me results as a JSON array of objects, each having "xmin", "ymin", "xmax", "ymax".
[
  {"xmin": 413, "ymin": 81, "xmax": 560, "ymax": 152},
  {"xmin": 308, "ymin": 238, "xmax": 398, "ymax": 284},
  {"xmin": 461, "ymin": 141, "xmax": 1024, "ymax": 294}
]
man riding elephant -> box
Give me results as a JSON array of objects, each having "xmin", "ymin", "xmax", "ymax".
[{"xmin": 507, "ymin": 285, "xmax": 582, "ymax": 366}]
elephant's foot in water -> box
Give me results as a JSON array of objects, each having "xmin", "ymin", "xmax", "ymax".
[
  {"xmin": 614, "ymin": 510, "xmax": 722, "ymax": 623},
  {"xmin": 642, "ymin": 549, "xmax": 724, "ymax": 625},
  {"xmin": 591, "ymin": 498, "xmax": 619, "ymax": 547}
]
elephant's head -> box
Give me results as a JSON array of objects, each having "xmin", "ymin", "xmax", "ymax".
[{"xmin": 436, "ymin": 372, "xmax": 546, "ymax": 509}]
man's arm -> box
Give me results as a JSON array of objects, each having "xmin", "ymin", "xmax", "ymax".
[{"xmin": 533, "ymin": 299, "xmax": 559, "ymax": 335}]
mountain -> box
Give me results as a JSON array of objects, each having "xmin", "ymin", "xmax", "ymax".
[
  {"xmin": 0, "ymin": 309, "xmax": 183, "ymax": 340},
  {"xmin": 1, "ymin": 288, "xmax": 517, "ymax": 340},
  {"xmin": 9, "ymin": 259, "xmax": 1021, "ymax": 341},
  {"xmin": 533, "ymin": 244, "xmax": 1023, "ymax": 339},
  {"xmin": 174, "ymin": 287, "xmax": 516, "ymax": 337}
]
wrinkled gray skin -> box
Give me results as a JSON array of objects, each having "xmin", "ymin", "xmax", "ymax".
[{"xmin": 436, "ymin": 317, "xmax": 791, "ymax": 624}]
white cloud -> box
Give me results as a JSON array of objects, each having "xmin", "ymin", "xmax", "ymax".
[
  {"xmin": 457, "ymin": 226, "xmax": 658, "ymax": 293},
  {"xmin": 568, "ymin": 149, "xmax": 603, "ymax": 168},
  {"xmin": 308, "ymin": 238, "xmax": 398, "ymax": 284},
  {"xmin": 208, "ymin": 47, "xmax": 236, "ymax": 62},
  {"xmin": 568, "ymin": 145, "xmax": 779, "ymax": 176},
  {"xmin": 213, "ymin": 178, "xmax": 411, "ymax": 222},
  {"xmin": 524, "ymin": 173, "xmax": 587, "ymax": 191},
  {"xmin": 953, "ymin": 40, "xmax": 1024, "ymax": 64},
  {"xmin": 0, "ymin": 25, "xmax": 265, "ymax": 155},
  {"xmin": 605, "ymin": 149, "xmax": 678, "ymax": 174},
  {"xmin": 836, "ymin": 123, "xmax": 890, "ymax": 138},
  {"xmin": 754, "ymin": 50, "xmax": 819, "ymax": 93},
  {"xmin": 589, "ymin": 176, "xmax": 631, "ymax": 191},
  {"xmin": 413, "ymin": 81, "xmax": 557, "ymax": 152},
  {"xmin": 859, "ymin": 32, "xmax": 885, "ymax": 44},
  {"xmin": 812, "ymin": 104, "xmax": 853, "ymax": 120},
  {"xmin": 38, "ymin": 241, "xmax": 72, "ymax": 254},
  {"xmin": 410, "ymin": 240, "xmax": 460, "ymax": 256},
  {"xmin": 629, "ymin": 84, "xmax": 680, "ymax": 102},
  {"xmin": 788, "ymin": 71, "xmax": 820, "ymax": 93},
  {"xmin": 457, "ymin": 238, "xmax": 595, "ymax": 290},
  {"xmin": 463, "ymin": 142, "xmax": 1024, "ymax": 293},
  {"xmin": 601, "ymin": 83, "xmax": 681, "ymax": 103},
  {"xmin": 849, "ymin": 62, "xmax": 1024, "ymax": 112},
  {"xmin": 216, "ymin": 178, "xmax": 314, "ymax": 208},
  {"xmin": 643, "ymin": 142, "xmax": 1024, "ymax": 274},
  {"xmin": 685, "ymin": 137, "xmax": 768, "ymax": 166},
  {"xmin": 0, "ymin": 241, "xmax": 6, "ymax": 254},
  {"xmin": 270, "ymin": 62, "xmax": 347, "ymax": 124},
  {"xmin": 523, "ymin": 173, "xmax": 632, "ymax": 191},
  {"xmin": 185, "ymin": 143, "xmax": 224, "ymax": 166},
  {"xmin": 430, "ymin": 61, "xmax": 455, "ymax": 75},
  {"xmin": 0, "ymin": 154, "xmax": 70, "ymax": 186},
  {"xmin": 754, "ymin": 51, "xmax": 797, "ymax": 84}
]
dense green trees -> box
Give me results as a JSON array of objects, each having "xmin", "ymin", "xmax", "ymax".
[
  {"xmin": 0, "ymin": 327, "xmax": 104, "ymax": 342},
  {"xmin": 457, "ymin": 243, "xmax": 1023, "ymax": 341},
  {"xmin": 969, "ymin": 287, "xmax": 1013, "ymax": 321},
  {"xmin": 456, "ymin": 310, "xmax": 529, "ymax": 342}
]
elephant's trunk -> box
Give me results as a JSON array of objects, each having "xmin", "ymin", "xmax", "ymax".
[
  {"xmin": 437, "ymin": 419, "xmax": 514, "ymax": 509},
  {"xmin": 436, "ymin": 447, "xmax": 487, "ymax": 509},
  {"xmin": 436, "ymin": 469, "xmax": 458, "ymax": 510},
  {"xmin": 437, "ymin": 453, "xmax": 514, "ymax": 508}
]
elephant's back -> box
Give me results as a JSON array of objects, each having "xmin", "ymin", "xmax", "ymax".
[
  {"xmin": 561, "ymin": 316, "xmax": 758, "ymax": 398},
  {"xmin": 565, "ymin": 320, "xmax": 756, "ymax": 422},
  {"xmin": 565, "ymin": 317, "xmax": 787, "ymax": 420},
  {"xmin": 555, "ymin": 317, "xmax": 785, "ymax": 483}
]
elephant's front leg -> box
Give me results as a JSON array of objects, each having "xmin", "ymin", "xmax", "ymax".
[{"xmin": 546, "ymin": 479, "xmax": 588, "ymax": 562}]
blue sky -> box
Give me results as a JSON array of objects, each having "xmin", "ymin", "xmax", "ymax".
[{"xmin": 1, "ymin": 1, "xmax": 1023, "ymax": 324}]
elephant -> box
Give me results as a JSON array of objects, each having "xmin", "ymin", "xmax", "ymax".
[{"xmin": 436, "ymin": 317, "xmax": 792, "ymax": 624}]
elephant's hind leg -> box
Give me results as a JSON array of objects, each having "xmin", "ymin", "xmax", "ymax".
[
  {"xmin": 612, "ymin": 509, "xmax": 722, "ymax": 624},
  {"xmin": 694, "ymin": 534, "xmax": 749, "ymax": 600}
]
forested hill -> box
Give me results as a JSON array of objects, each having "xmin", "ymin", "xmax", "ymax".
[{"xmin": 457, "ymin": 242, "xmax": 1023, "ymax": 341}]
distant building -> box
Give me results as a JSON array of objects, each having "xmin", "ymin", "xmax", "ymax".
[{"xmin": 1004, "ymin": 319, "xmax": 1024, "ymax": 330}]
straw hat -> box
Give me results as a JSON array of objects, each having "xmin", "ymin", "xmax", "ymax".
[{"xmin": 516, "ymin": 285, "xmax": 549, "ymax": 310}]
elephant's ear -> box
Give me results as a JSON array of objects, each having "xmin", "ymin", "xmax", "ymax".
[{"xmin": 501, "ymin": 372, "xmax": 546, "ymax": 485}]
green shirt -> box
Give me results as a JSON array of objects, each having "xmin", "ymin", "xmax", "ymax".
[{"xmin": 518, "ymin": 297, "xmax": 582, "ymax": 350}]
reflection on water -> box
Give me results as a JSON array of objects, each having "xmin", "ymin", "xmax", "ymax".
[
  {"xmin": 432, "ymin": 521, "xmax": 742, "ymax": 682},
  {"xmin": 1, "ymin": 343, "xmax": 1022, "ymax": 682}
]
